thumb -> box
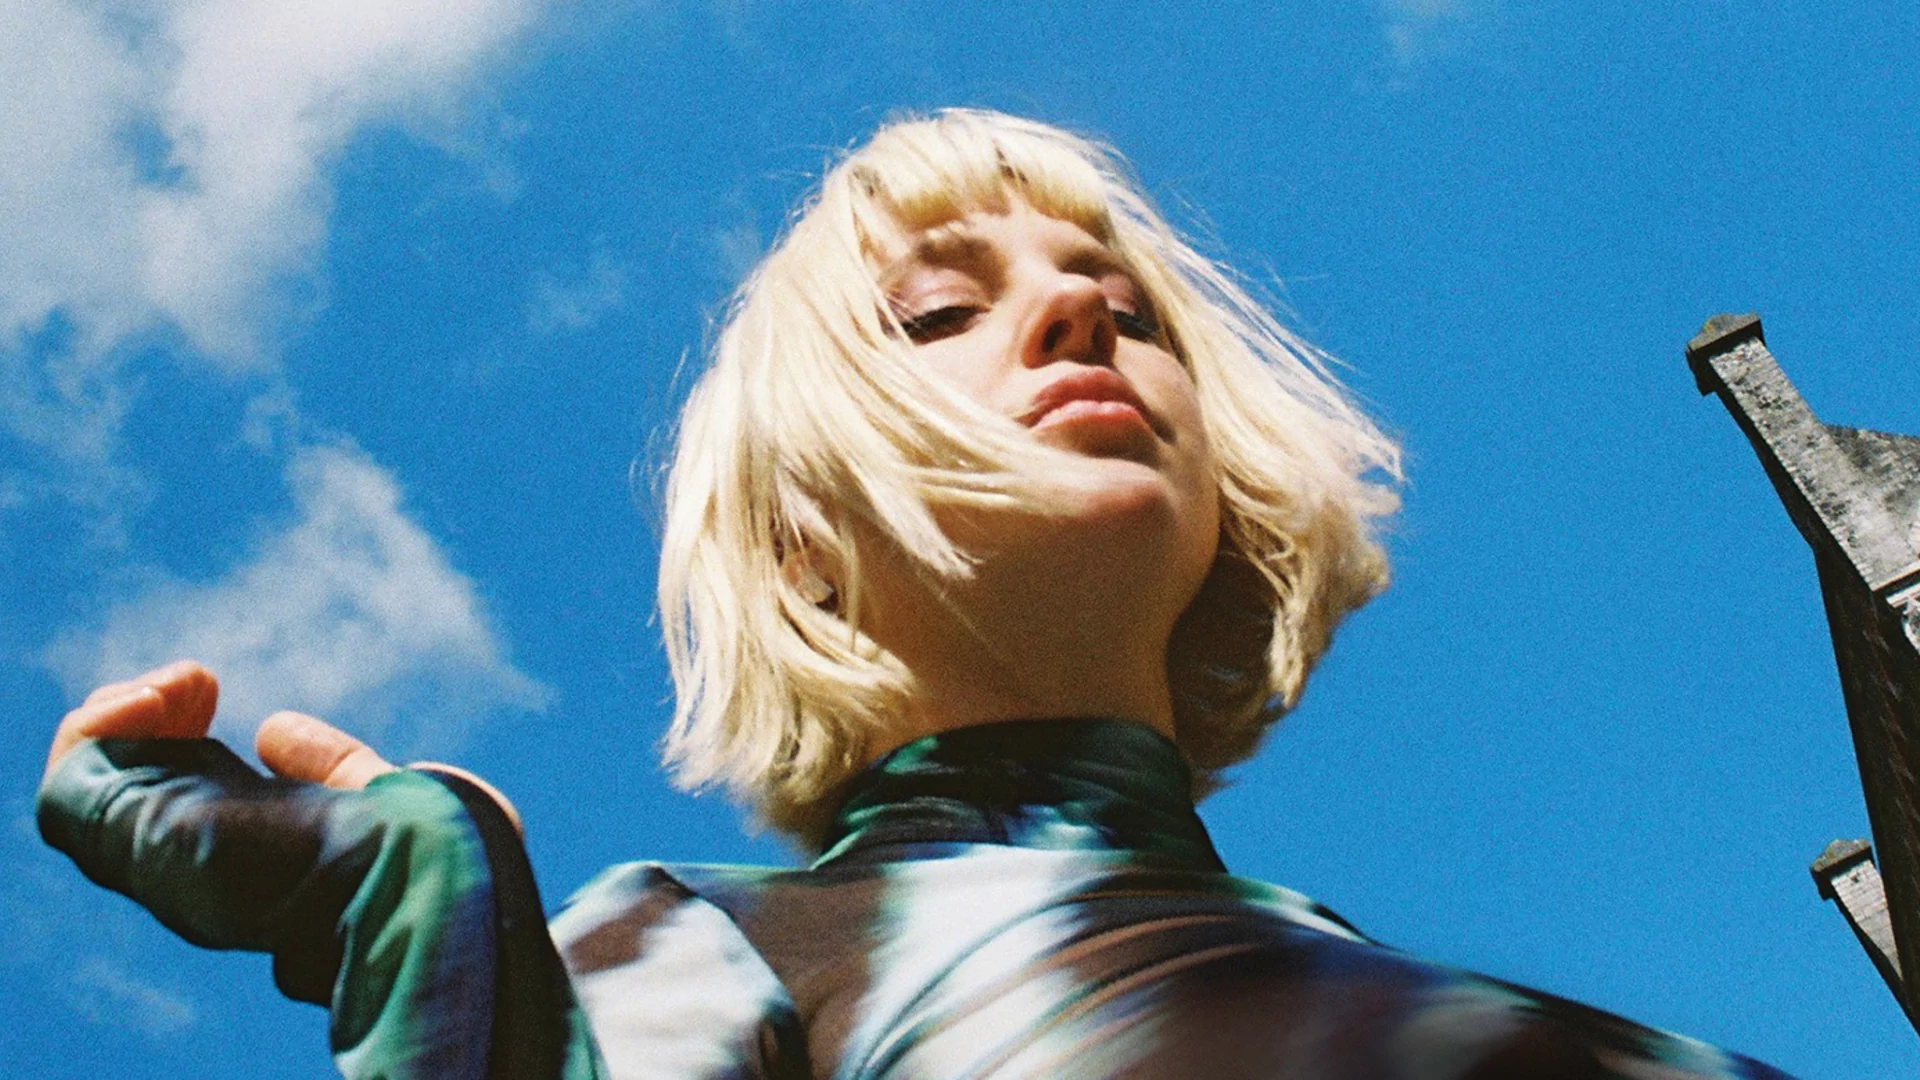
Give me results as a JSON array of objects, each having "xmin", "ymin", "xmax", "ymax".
[{"xmin": 256, "ymin": 711, "xmax": 396, "ymax": 790}]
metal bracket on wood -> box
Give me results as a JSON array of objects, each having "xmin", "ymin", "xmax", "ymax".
[{"xmin": 1689, "ymin": 314, "xmax": 1920, "ymax": 1035}]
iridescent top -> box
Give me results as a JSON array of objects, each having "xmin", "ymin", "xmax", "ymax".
[{"xmin": 40, "ymin": 718, "xmax": 1795, "ymax": 1079}]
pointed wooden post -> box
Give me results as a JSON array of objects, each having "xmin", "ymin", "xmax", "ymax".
[{"xmin": 1689, "ymin": 314, "xmax": 1920, "ymax": 1034}]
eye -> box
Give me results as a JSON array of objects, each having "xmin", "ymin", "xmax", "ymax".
[
  {"xmin": 1111, "ymin": 307, "xmax": 1162, "ymax": 342},
  {"xmin": 898, "ymin": 305, "xmax": 981, "ymax": 343}
]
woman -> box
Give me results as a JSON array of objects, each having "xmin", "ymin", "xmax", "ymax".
[{"xmin": 39, "ymin": 110, "xmax": 1793, "ymax": 1078}]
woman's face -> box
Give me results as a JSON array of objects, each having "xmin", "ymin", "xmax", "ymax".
[{"xmin": 877, "ymin": 201, "xmax": 1221, "ymax": 571}]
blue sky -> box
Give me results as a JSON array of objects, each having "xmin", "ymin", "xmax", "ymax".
[{"xmin": 4, "ymin": 1, "xmax": 1917, "ymax": 1076}]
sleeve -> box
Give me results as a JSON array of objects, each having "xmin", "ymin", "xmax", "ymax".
[
  {"xmin": 1383, "ymin": 977, "xmax": 1800, "ymax": 1080},
  {"xmin": 36, "ymin": 736, "xmax": 608, "ymax": 1080}
]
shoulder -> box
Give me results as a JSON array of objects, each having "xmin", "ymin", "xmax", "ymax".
[
  {"xmin": 551, "ymin": 862, "xmax": 801, "ymax": 1077},
  {"xmin": 550, "ymin": 861, "xmax": 789, "ymax": 969}
]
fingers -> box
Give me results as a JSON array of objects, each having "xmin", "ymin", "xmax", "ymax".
[
  {"xmin": 255, "ymin": 719, "xmax": 520, "ymax": 834},
  {"xmin": 47, "ymin": 661, "xmax": 220, "ymax": 780},
  {"xmin": 51, "ymin": 664, "xmax": 511, "ymax": 832},
  {"xmin": 256, "ymin": 711, "xmax": 397, "ymax": 791}
]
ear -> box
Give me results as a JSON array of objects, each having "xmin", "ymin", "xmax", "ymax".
[{"xmin": 780, "ymin": 548, "xmax": 837, "ymax": 606}]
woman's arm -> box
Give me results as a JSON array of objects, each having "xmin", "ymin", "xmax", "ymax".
[{"xmin": 36, "ymin": 662, "xmax": 605, "ymax": 1080}]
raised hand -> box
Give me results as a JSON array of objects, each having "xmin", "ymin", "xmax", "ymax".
[
  {"xmin": 46, "ymin": 659, "xmax": 517, "ymax": 828},
  {"xmin": 38, "ymin": 661, "xmax": 567, "ymax": 1079},
  {"xmin": 46, "ymin": 659, "xmax": 399, "ymax": 783}
]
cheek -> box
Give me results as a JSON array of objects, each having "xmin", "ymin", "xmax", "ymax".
[
  {"xmin": 1174, "ymin": 398, "xmax": 1223, "ymax": 558},
  {"xmin": 914, "ymin": 340, "xmax": 1007, "ymax": 412},
  {"xmin": 1189, "ymin": 441, "xmax": 1223, "ymax": 560},
  {"xmin": 1163, "ymin": 383, "xmax": 1216, "ymax": 486}
]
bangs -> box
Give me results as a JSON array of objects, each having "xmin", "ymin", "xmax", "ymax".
[{"xmin": 841, "ymin": 113, "xmax": 1117, "ymax": 256}]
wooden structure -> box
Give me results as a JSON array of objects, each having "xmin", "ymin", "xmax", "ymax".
[{"xmin": 1687, "ymin": 313, "xmax": 1920, "ymax": 1032}]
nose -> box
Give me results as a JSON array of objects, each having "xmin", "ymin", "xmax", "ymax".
[{"xmin": 1020, "ymin": 274, "xmax": 1116, "ymax": 369}]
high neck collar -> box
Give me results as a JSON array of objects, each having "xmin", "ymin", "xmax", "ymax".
[{"xmin": 812, "ymin": 718, "xmax": 1226, "ymax": 872}]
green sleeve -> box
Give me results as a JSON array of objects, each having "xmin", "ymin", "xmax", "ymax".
[{"xmin": 37, "ymin": 737, "xmax": 607, "ymax": 1080}]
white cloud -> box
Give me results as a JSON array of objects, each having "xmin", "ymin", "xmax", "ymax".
[
  {"xmin": 711, "ymin": 218, "xmax": 764, "ymax": 285},
  {"xmin": 142, "ymin": 0, "xmax": 539, "ymax": 361},
  {"xmin": 0, "ymin": 0, "xmax": 147, "ymax": 351},
  {"xmin": 0, "ymin": 331, "xmax": 149, "ymax": 537},
  {"xmin": 6, "ymin": 5, "xmax": 555, "ymax": 1036},
  {"xmin": 527, "ymin": 246, "xmax": 629, "ymax": 336},
  {"xmin": 1376, "ymin": 0, "xmax": 1484, "ymax": 70},
  {"xmin": 0, "ymin": 833, "xmax": 198, "ymax": 1043},
  {"xmin": 0, "ymin": 0, "xmax": 540, "ymax": 486},
  {"xmin": 66, "ymin": 956, "xmax": 198, "ymax": 1038},
  {"xmin": 44, "ymin": 443, "xmax": 551, "ymax": 755}
]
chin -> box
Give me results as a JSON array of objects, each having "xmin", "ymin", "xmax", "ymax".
[
  {"xmin": 940, "ymin": 435, "xmax": 1221, "ymax": 588},
  {"xmin": 1033, "ymin": 412, "xmax": 1161, "ymax": 464},
  {"xmin": 1056, "ymin": 461, "xmax": 1182, "ymax": 522},
  {"xmin": 1051, "ymin": 462, "xmax": 1217, "ymax": 566},
  {"xmin": 1042, "ymin": 475, "xmax": 1221, "ymax": 628}
]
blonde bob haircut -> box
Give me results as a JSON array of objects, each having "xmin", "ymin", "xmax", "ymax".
[{"xmin": 659, "ymin": 109, "xmax": 1400, "ymax": 843}]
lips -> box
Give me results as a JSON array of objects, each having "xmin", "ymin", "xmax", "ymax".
[{"xmin": 1018, "ymin": 367, "xmax": 1161, "ymax": 436}]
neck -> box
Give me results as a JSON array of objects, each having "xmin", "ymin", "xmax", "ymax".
[{"xmin": 856, "ymin": 535, "xmax": 1184, "ymax": 763}]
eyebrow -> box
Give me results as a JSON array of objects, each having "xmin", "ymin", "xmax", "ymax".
[
  {"xmin": 1059, "ymin": 245, "xmax": 1136, "ymax": 282},
  {"xmin": 879, "ymin": 222, "xmax": 1140, "ymax": 292},
  {"xmin": 879, "ymin": 228, "xmax": 1002, "ymax": 290}
]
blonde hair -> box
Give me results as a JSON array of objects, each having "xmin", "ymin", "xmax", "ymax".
[{"xmin": 658, "ymin": 109, "xmax": 1400, "ymax": 843}]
